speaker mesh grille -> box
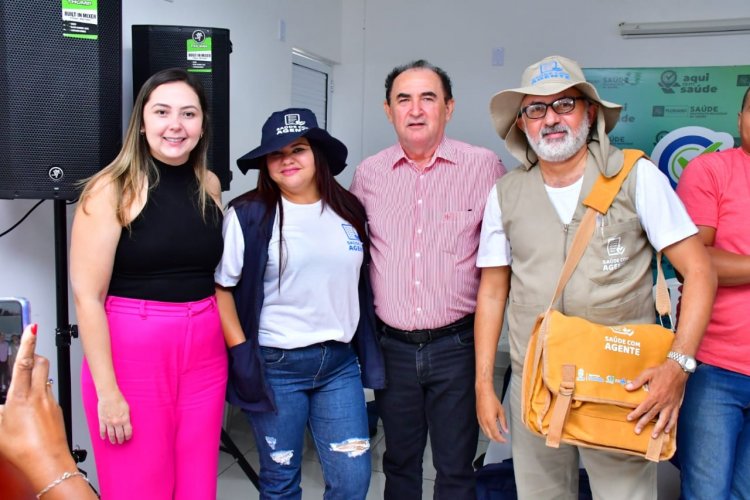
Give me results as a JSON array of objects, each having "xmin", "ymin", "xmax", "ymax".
[{"xmin": 0, "ymin": 1, "xmax": 122, "ymax": 200}]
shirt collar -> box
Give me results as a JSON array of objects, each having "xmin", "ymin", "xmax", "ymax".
[{"xmin": 388, "ymin": 136, "xmax": 457, "ymax": 170}]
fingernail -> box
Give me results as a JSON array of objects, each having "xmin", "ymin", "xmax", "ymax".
[{"xmin": 31, "ymin": 324, "xmax": 38, "ymax": 335}]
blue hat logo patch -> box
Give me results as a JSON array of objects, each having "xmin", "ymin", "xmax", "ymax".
[{"xmin": 531, "ymin": 59, "xmax": 571, "ymax": 85}]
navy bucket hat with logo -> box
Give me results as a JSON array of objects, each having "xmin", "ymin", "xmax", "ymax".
[{"xmin": 237, "ymin": 108, "xmax": 348, "ymax": 175}]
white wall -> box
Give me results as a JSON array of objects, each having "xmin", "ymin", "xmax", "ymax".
[{"xmin": 2, "ymin": 0, "xmax": 750, "ymax": 490}]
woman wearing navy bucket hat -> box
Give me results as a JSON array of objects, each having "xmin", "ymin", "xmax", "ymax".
[{"xmin": 215, "ymin": 108, "xmax": 385, "ymax": 499}]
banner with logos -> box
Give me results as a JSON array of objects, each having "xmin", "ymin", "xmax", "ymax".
[{"xmin": 583, "ymin": 66, "xmax": 750, "ymax": 188}]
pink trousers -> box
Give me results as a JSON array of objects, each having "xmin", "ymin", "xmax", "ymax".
[{"xmin": 81, "ymin": 295, "xmax": 228, "ymax": 500}]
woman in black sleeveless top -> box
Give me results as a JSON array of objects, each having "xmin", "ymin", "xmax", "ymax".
[{"xmin": 70, "ymin": 69, "xmax": 227, "ymax": 499}]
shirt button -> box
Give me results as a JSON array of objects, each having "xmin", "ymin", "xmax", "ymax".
[
  {"xmin": 417, "ymin": 199, "xmax": 423, "ymax": 205},
  {"xmin": 417, "ymin": 228, "xmax": 422, "ymax": 235},
  {"xmin": 415, "ymin": 280, "xmax": 421, "ymax": 286},
  {"xmin": 416, "ymin": 307, "xmax": 422, "ymax": 313},
  {"xmin": 415, "ymin": 252, "xmax": 421, "ymax": 258}
]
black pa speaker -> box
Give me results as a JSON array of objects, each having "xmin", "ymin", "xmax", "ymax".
[
  {"xmin": 132, "ymin": 25, "xmax": 232, "ymax": 191},
  {"xmin": 0, "ymin": 1, "xmax": 122, "ymax": 200}
]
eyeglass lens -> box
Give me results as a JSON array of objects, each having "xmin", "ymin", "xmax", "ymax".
[{"xmin": 523, "ymin": 97, "xmax": 580, "ymax": 119}]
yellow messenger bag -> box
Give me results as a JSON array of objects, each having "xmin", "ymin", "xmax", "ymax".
[{"xmin": 521, "ymin": 150, "xmax": 676, "ymax": 462}]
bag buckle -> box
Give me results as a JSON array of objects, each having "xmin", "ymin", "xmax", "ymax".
[{"xmin": 657, "ymin": 313, "xmax": 674, "ymax": 331}]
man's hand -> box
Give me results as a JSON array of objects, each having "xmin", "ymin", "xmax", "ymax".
[
  {"xmin": 476, "ymin": 384, "xmax": 509, "ymax": 442},
  {"xmin": 625, "ymin": 360, "xmax": 688, "ymax": 437}
]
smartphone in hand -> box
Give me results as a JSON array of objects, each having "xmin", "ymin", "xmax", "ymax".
[{"xmin": 0, "ymin": 297, "xmax": 31, "ymax": 403}]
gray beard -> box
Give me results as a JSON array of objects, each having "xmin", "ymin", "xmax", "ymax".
[{"xmin": 526, "ymin": 115, "xmax": 591, "ymax": 163}]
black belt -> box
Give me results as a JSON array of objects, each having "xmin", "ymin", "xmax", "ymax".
[{"xmin": 377, "ymin": 314, "xmax": 475, "ymax": 344}]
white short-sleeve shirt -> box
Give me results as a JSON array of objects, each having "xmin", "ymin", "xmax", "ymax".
[
  {"xmin": 476, "ymin": 158, "xmax": 697, "ymax": 268},
  {"xmin": 215, "ymin": 198, "xmax": 364, "ymax": 348}
]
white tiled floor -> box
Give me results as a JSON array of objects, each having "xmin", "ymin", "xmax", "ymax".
[{"xmin": 217, "ymin": 355, "xmax": 508, "ymax": 500}]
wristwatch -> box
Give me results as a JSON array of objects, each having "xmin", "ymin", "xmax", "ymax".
[{"xmin": 667, "ymin": 351, "xmax": 697, "ymax": 373}]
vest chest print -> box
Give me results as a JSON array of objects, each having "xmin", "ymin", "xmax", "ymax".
[{"xmin": 601, "ymin": 235, "xmax": 630, "ymax": 272}]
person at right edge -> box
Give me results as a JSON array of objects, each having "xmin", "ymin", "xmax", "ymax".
[
  {"xmin": 675, "ymin": 86, "xmax": 750, "ymax": 500},
  {"xmin": 474, "ymin": 55, "xmax": 716, "ymax": 499}
]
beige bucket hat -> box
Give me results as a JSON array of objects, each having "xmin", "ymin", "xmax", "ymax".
[{"xmin": 489, "ymin": 55, "xmax": 623, "ymax": 170}]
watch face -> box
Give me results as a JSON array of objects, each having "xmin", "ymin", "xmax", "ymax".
[{"xmin": 685, "ymin": 358, "xmax": 697, "ymax": 371}]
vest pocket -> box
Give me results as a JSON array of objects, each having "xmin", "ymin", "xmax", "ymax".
[
  {"xmin": 507, "ymin": 300, "xmax": 546, "ymax": 370},
  {"xmin": 581, "ymin": 218, "xmax": 643, "ymax": 286}
]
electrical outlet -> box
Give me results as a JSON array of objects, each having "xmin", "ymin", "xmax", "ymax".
[{"xmin": 492, "ymin": 48, "xmax": 505, "ymax": 67}]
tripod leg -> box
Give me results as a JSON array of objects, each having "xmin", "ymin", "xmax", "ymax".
[{"xmin": 221, "ymin": 428, "xmax": 260, "ymax": 490}]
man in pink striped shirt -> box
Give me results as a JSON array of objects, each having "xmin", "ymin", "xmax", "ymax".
[{"xmin": 350, "ymin": 59, "xmax": 505, "ymax": 500}]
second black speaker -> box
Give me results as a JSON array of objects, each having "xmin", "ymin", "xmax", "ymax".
[{"xmin": 132, "ymin": 25, "xmax": 232, "ymax": 191}]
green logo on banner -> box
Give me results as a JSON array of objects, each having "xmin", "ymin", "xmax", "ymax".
[
  {"xmin": 659, "ymin": 71, "xmax": 679, "ymax": 94},
  {"xmin": 651, "ymin": 126, "xmax": 734, "ymax": 187}
]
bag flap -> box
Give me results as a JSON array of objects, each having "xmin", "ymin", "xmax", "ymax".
[{"xmin": 542, "ymin": 310, "xmax": 674, "ymax": 407}]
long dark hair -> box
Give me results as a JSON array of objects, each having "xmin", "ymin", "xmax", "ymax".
[{"xmin": 236, "ymin": 139, "xmax": 369, "ymax": 281}]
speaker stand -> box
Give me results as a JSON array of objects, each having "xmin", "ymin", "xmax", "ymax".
[
  {"xmin": 53, "ymin": 200, "xmax": 89, "ymax": 466},
  {"xmin": 220, "ymin": 428, "xmax": 260, "ymax": 489}
]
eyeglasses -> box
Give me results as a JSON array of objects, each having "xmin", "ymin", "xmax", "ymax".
[{"xmin": 518, "ymin": 96, "xmax": 588, "ymax": 120}]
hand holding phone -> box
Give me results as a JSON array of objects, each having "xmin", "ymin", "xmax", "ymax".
[
  {"xmin": 0, "ymin": 297, "xmax": 30, "ymax": 403},
  {"xmin": 0, "ymin": 324, "xmax": 95, "ymax": 499}
]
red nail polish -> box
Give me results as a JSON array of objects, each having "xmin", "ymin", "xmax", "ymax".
[{"xmin": 31, "ymin": 324, "xmax": 38, "ymax": 335}]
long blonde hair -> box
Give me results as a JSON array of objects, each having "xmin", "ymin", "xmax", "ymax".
[{"xmin": 79, "ymin": 68, "xmax": 212, "ymax": 225}]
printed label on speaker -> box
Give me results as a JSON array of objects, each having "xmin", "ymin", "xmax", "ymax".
[
  {"xmin": 62, "ymin": 0, "xmax": 99, "ymax": 40},
  {"xmin": 186, "ymin": 30, "xmax": 212, "ymax": 73}
]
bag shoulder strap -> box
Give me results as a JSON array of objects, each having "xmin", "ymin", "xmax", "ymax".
[
  {"xmin": 582, "ymin": 149, "xmax": 644, "ymax": 214},
  {"xmin": 544, "ymin": 149, "xmax": 669, "ymax": 317}
]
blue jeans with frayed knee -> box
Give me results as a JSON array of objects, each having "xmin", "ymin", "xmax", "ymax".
[{"xmin": 246, "ymin": 341, "xmax": 371, "ymax": 500}]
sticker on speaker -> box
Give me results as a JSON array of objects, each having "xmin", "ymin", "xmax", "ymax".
[
  {"xmin": 187, "ymin": 29, "xmax": 212, "ymax": 73},
  {"xmin": 62, "ymin": 0, "xmax": 99, "ymax": 40}
]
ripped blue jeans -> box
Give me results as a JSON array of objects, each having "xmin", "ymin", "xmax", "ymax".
[{"xmin": 246, "ymin": 341, "xmax": 371, "ymax": 500}]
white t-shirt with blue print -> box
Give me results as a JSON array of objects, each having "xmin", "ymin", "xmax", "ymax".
[{"xmin": 215, "ymin": 197, "xmax": 363, "ymax": 349}]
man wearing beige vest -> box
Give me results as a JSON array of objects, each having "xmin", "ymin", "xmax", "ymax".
[{"xmin": 473, "ymin": 55, "xmax": 716, "ymax": 499}]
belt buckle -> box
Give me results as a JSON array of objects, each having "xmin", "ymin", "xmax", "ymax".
[
  {"xmin": 409, "ymin": 330, "xmax": 423, "ymax": 344},
  {"xmin": 413, "ymin": 328, "xmax": 435, "ymax": 344}
]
